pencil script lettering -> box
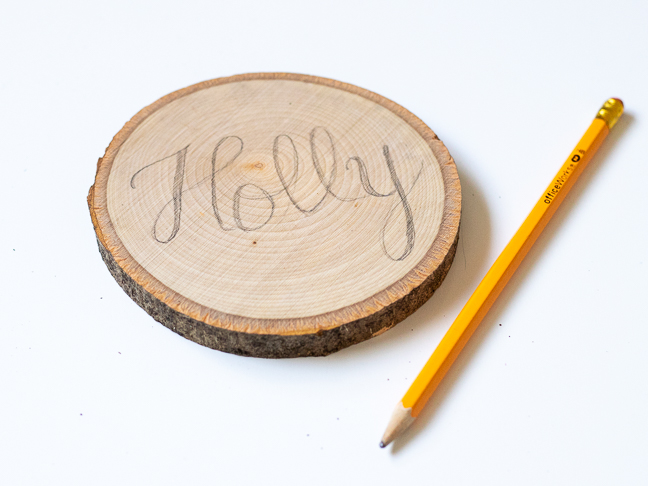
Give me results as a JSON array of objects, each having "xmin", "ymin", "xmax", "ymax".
[{"xmin": 129, "ymin": 127, "xmax": 422, "ymax": 261}]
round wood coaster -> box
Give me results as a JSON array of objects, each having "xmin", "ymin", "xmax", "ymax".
[{"xmin": 88, "ymin": 73, "xmax": 461, "ymax": 358}]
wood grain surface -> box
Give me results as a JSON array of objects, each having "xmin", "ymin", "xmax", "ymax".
[{"xmin": 88, "ymin": 73, "xmax": 461, "ymax": 358}]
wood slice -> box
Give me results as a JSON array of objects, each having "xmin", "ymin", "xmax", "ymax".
[{"xmin": 88, "ymin": 73, "xmax": 461, "ymax": 358}]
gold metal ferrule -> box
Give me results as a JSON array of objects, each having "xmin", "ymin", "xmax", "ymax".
[{"xmin": 596, "ymin": 98, "xmax": 624, "ymax": 129}]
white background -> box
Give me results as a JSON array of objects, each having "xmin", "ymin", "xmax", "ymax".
[{"xmin": 2, "ymin": 1, "xmax": 647, "ymax": 484}]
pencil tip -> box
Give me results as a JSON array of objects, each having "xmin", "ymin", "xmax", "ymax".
[{"xmin": 381, "ymin": 402, "xmax": 416, "ymax": 449}]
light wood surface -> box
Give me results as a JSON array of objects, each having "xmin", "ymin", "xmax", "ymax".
[{"xmin": 88, "ymin": 73, "xmax": 461, "ymax": 357}]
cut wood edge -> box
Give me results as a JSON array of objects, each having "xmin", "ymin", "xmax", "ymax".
[{"xmin": 94, "ymin": 229, "xmax": 458, "ymax": 358}]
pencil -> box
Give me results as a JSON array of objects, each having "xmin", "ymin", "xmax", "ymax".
[{"xmin": 380, "ymin": 98, "xmax": 624, "ymax": 448}]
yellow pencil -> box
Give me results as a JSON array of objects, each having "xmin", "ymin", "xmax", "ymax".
[{"xmin": 380, "ymin": 98, "xmax": 624, "ymax": 448}]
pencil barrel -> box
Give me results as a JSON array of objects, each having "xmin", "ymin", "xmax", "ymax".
[{"xmin": 402, "ymin": 116, "xmax": 611, "ymax": 416}]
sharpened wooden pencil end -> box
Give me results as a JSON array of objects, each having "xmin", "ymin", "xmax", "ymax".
[{"xmin": 380, "ymin": 402, "xmax": 415, "ymax": 448}]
